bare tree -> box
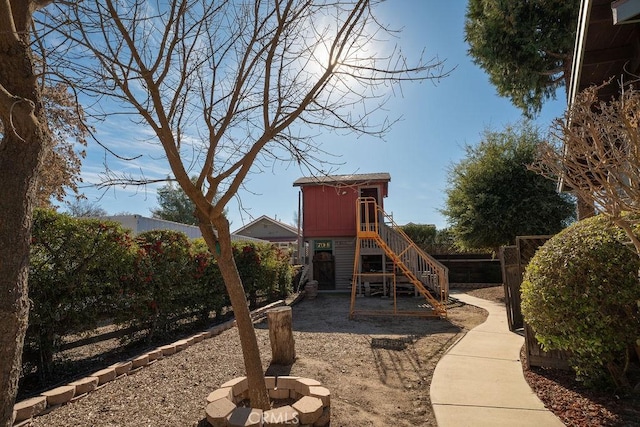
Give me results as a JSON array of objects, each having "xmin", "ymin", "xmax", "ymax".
[
  {"xmin": 39, "ymin": 0, "xmax": 448, "ymax": 409},
  {"xmin": 66, "ymin": 198, "xmax": 108, "ymax": 217},
  {"xmin": 0, "ymin": 1, "xmax": 55, "ymax": 425},
  {"xmin": 532, "ymin": 82, "xmax": 640, "ymax": 254}
]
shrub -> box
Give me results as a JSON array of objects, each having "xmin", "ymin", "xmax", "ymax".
[
  {"xmin": 234, "ymin": 242, "xmax": 293, "ymax": 308},
  {"xmin": 521, "ymin": 214, "xmax": 640, "ymax": 387},
  {"xmin": 27, "ymin": 209, "xmax": 136, "ymax": 377},
  {"xmin": 25, "ymin": 216, "xmax": 292, "ymax": 377},
  {"xmin": 234, "ymin": 242, "xmax": 262, "ymax": 308},
  {"xmin": 192, "ymin": 238, "xmax": 293, "ymax": 314},
  {"xmin": 191, "ymin": 242, "xmax": 229, "ymax": 321},
  {"xmin": 127, "ymin": 230, "xmax": 196, "ymax": 339},
  {"xmin": 274, "ymin": 247, "xmax": 293, "ymax": 298}
]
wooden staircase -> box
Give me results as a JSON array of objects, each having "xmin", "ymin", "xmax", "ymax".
[{"xmin": 350, "ymin": 197, "xmax": 448, "ymax": 318}]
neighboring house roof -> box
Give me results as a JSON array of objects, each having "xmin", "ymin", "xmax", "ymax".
[
  {"xmin": 293, "ymin": 172, "xmax": 391, "ymax": 187},
  {"xmin": 233, "ymin": 215, "xmax": 300, "ymax": 242},
  {"xmin": 103, "ymin": 214, "xmax": 266, "ymax": 242}
]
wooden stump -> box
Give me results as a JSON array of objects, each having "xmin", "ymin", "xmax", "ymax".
[
  {"xmin": 267, "ymin": 306, "xmax": 296, "ymax": 365},
  {"xmin": 305, "ymin": 280, "xmax": 318, "ymax": 299}
]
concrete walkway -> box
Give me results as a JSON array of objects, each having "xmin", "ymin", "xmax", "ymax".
[{"xmin": 430, "ymin": 291, "xmax": 564, "ymax": 426}]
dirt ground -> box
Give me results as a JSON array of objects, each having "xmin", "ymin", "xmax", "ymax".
[
  {"xmin": 30, "ymin": 292, "xmax": 488, "ymax": 427},
  {"xmin": 266, "ymin": 294, "xmax": 487, "ymax": 426}
]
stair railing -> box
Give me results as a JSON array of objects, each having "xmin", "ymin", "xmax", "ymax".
[{"xmin": 356, "ymin": 197, "xmax": 449, "ymax": 303}]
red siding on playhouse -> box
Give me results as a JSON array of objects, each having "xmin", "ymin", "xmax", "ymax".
[
  {"xmin": 296, "ymin": 173, "xmax": 390, "ymax": 238},
  {"xmin": 303, "ymin": 185, "xmax": 359, "ymax": 237}
]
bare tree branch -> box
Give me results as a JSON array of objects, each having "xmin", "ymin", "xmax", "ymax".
[
  {"xmin": 35, "ymin": 0, "xmax": 451, "ymax": 409},
  {"xmin": 531, "ymin": 81, "xmax": 640, "ymax": 254}
]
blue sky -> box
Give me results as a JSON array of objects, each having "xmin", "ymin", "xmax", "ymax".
[{"xmin": 72, "ymin": 1, "xmax": 567, "ymax": 231}]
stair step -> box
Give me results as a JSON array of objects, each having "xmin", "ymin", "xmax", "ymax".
[{"xmin": 353, "ymin": 198, "xmax": 448, "ymax": 318}]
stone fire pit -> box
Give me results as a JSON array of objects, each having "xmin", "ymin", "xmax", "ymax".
[{"xmin": 205, "ymin": 376, "xmax": 330, "ymax": 427}]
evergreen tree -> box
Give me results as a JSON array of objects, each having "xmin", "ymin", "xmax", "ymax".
[
  {"xmin": 152, "ymin": 180, "xmax": 197, "ymax": 225},
  {"xmin": 442, "ymin": 122, "xmax": 575, "ymax": 251},
  {"xmin": 465, "ymin": 0, "xmax": 579, "ymax": 117}
]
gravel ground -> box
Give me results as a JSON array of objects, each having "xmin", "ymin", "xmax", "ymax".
[
  {"xmin": 29, "ymin": 285, "xmax": 640, "ymax": 427},
  {"xmin": 29, "ymin": 293, "xmax": 487, "ymax": 427}
]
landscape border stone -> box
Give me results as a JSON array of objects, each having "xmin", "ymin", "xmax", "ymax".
[
  {"xmin": 111, "ymin": 360, "xmax": 133, "ymax": 377},
  {"xmin": 227, "ymin": 406, "xmax": 262, "ymax": 427},
  {"xmin": 175, "ymin": 339, "xmax": 189, "ymax": 352},
  {"xmin": 158, "ymin": 343, "xmax": 177, "ymax": 356},
  {"xmin": 146, "ymin": 348, "xmax": 163, "ymax": 363},
  {"xmin": 68, "ymin": 376, "xmax": 99, "ymax": 395},
  {"xmin": 12, "ymin": 396, "xmax": 47, "ymax": 423},
  {"xmin": 131, "ymin": 354, "xmax": 150, "ymax": 369},
  {"xmin": 292, "ymin": 395, "xmax": 323, "ymax": 425},
  {"xmin": 263, "ymin": 405, "xmax": 298, "ymax": 427},
  {"xmin": 41, "ymin": 385, "xmax": 76, "ymax": 406},
  {"xmin": 92, "ymin": 367, "xmax": 117, "ymax": 387}
]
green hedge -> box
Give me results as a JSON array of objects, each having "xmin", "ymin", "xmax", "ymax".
[
  {"xmin": 521, "ymin": 215, "xmax": 640, "ymax": 388},
  {"xmin": 233, "ymin": 241, "xmax": 293, "ymax": 309},
  {"xmin": 25, "ymin": 209, "xmax": 292, "ymax": 378},
  {"xmin": 27, "ymin": 209, "xmax": 137, "ymax": 377},
  {"xmin": 116, "ymin": 230, "xmax": 199, "ymax": 339}
]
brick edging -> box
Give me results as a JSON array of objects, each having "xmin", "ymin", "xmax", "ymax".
[{"xmin": 12, "ymin": 294, "xmax": 303, "ymax": 426}]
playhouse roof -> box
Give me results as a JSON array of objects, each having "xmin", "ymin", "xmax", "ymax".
[{"xmin": 293, "ymin": 172, "xmax": 390, "ymax": 187}]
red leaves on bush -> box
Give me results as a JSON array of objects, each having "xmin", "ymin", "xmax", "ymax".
[
  {"xmin": 193, "ymin": 253, "xmax": 208, "ymax": 279},
  {"xmin": 29, "ymin": 215, "xmax": 293, "ymax": 360}
]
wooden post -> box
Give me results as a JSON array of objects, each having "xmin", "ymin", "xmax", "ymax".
[{"xmin": 267, "ymin": 306, "xmax": 296, "ymax": 365}]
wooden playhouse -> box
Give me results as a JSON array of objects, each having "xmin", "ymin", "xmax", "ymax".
[{"xmin": 293, "ymin": 173, "xmax": 448, "ymax": 317}]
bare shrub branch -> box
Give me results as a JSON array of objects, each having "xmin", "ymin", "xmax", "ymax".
[{"xmin": 531, "ymin": 82, "xmax": 640, "ymax": 253}]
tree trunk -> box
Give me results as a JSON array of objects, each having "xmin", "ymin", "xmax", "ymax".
[
  {"xmin": 0, "ymin": 153, "xmax": 35, "ymax": 425},
  {"xmin": 0, "ymin": 3, "xmax": 48, "ymax": 424},
  {"xmin": 267, "ymin": 306, "xmax": 296, "ymax": 365},
  {"xmin": 198, "ymin": 214, "xmax": 271, "ymax": 411}
]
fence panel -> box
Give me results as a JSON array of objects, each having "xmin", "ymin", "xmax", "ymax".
[
  {"xmin": 500, "ymin": 236, "xmax": 571, "ymax": 370},
  {"xmin": 524, "ymin": 323, "xmax": 571, "ymax": 370},
  {"xmin": 516, "ymin": 236, "xmax": 571, "ymax": 370},
  {"xmin": 500, "ymin": 245, "xmax": 521, "ymax": 332}
]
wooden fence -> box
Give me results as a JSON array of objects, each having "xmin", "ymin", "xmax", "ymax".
[
  {"xmin": 500, "ymin": 245, "xmax": 521, "ymax": 331},
  {"xmin": 433, "ymin": 253, "xmax": 502, "ymax": 284},
  {"xmin": 500, "ymin": 236, "xmax": 570, "ymax": 370}
]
